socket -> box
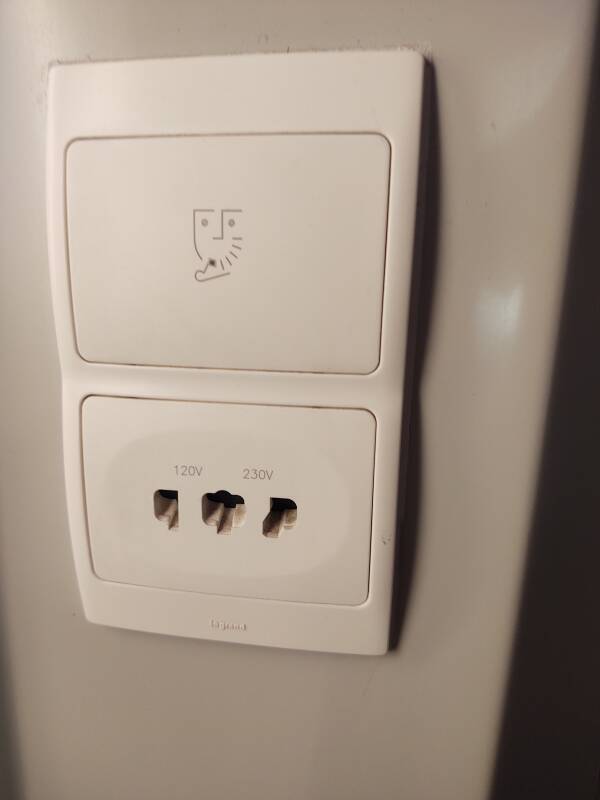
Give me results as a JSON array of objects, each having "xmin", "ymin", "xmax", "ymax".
[
  {"xmin": 82, "ymin": 397, "xmax": 375, "ymax": 605},
  {"xmin": 263, "ymin": 498, "xmax": 298, "ymax": 538},
  {"xmin": 202, "ymin": 490, "xmax": 246, "ymax": 534},
  {"xmin": 154, "ymin": 490, "xmax": 179, "ymax": 530}
]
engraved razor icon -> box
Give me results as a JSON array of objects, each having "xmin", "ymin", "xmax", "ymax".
[{"xmin": 193, "ymin": 209, "xmax": 243, "ymax": 283}]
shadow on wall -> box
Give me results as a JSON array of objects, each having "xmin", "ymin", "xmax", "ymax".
[
  {"xmin": 0, "ymin": 615, "xmax": 21, "ymax": 798},
  {"xmin": 490, "ymin": 9, "xmax": 600, "ymax": 800},
  {"xmin": 389, "ymin": 59, "xmax": 440, "ymax": 649}
]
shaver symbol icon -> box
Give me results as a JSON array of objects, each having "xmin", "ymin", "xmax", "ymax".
[{"xmin": 193, "ymin": 209, "xmax": 243, "ymax": 283}]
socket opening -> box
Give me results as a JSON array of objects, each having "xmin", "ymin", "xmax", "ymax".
[
  {"xmin": 202, "ymin": 490, "xmax": 246, "ymax": 535},
  {"xmin": 154, "ymin": 489, "xmax": 179, "ymax": 530},
  {"xmin": 263, "ymin": 498, "xmax": 298, "ymax": 539}
]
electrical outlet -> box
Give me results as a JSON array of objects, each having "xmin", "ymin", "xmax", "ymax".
[
  {"xmin": 48, "ymin": 50, "xmax": 425, "ymax": 654},
  {"xmin": 83, "ymin": 397, "xmax": 375, "ymax": 606}
]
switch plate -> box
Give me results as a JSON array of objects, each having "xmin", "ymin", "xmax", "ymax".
[
  {"xmin": 47, "ymin": 50, "xmax": 425, "ymax": 654},
  {"xmin": 67, "ymin": 134, "xmax": 390, "ymax": 373}
]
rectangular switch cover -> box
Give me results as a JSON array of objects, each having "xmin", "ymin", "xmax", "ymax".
[
  {"xmin": 47, "ymin": 50, "xmax": 425, "ymax": 655},
  {"xmin": 67, "ymin": 134, "xmax": 390, "ymax": 373}
]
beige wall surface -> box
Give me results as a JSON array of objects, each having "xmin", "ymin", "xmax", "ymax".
[{"xmin": 0, "ymin": 2, "xmax": 595, "ymax": 799}]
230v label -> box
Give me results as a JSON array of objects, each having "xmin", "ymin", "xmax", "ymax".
[{"xmin": 243, "ymin": 468, "xmax": 274, "ymax": 481}]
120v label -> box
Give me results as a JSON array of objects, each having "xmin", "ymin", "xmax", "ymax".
[
  {"xmin": 173, "ymin": 464, "xmax": 203, "ymax": 477},
  {"xmin": 242, "ymin": 468, "xmax": 274, "ymax": 480}
]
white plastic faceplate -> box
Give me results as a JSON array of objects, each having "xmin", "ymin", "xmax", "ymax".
[{"xmin": 47, "ymin": 50, "xmax": 425, "ymax": 655}]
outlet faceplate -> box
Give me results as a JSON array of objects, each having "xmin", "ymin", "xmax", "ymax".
[
  {"xmin": 83, "ymin": 397, "xmax": 375, "ymax": 605},
  {"xmin": 47, "ymin": 50, "xmax": 425, "ymax": 654}
]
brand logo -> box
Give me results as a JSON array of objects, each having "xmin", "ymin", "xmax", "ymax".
[
  {"xmin": 193, "ymin": 208, "xmax": 243, "ymax": 283},
  {"xmin": 209, "ymin": 618, "xmax": 247, "ymax": 633}
]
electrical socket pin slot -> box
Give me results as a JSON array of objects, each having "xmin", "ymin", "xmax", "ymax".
[
  {"xmin": 202, "ymin": 490, "xmax": 246, "ymax": 535},
  {"xmin": 153, "ymin": 490, "xmax": 179, "ymax": 530},
  {"xmin": 263, "ymin": 498, "xmax": 298, "ymax": 538}
]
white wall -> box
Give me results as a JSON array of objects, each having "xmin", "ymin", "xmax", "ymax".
[{"xmin": 0, "ymin": 2, "xmax": 595, "ymax": 798}]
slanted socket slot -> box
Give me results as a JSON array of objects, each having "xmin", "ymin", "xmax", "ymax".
[
  {"xmin": 154, "ymin": 490, "xmax": 179, "ymax": 530},
  {"xmin": 263, "ymin": 498, "xmax": 297, "ymax": 538},
  {"xmin": 202, "ymin": 490, "xmax": 246, "ymax": 535}
]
